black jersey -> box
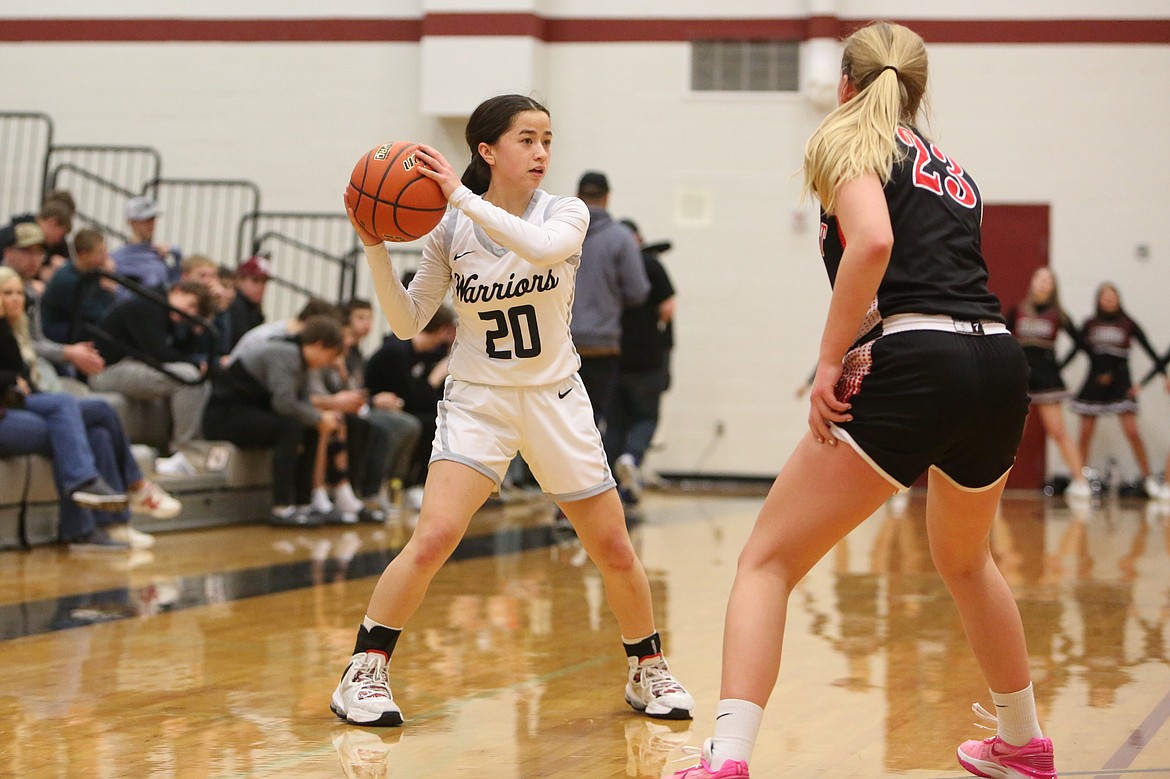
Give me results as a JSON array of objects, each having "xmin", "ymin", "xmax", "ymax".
[{"xmin": 819, "ymin": 125, "xmax": 1004, "ymax": 341}]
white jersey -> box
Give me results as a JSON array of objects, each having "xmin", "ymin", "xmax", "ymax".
[{"xmin": 363, "ymin": 185, "xmax": 589, "ymax": 387}]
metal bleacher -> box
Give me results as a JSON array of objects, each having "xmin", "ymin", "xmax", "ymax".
[{"xmin": 0, "ymin": 110, "xmax": 421, "ymax": 549}]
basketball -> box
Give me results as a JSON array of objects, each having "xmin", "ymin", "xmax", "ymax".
[{"xmin": 345, "ymin": 141, "xmax": 447, "ymax": 242}]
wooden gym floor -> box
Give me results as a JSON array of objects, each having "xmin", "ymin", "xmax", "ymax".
[{"xmin": 0, "ymin": 489, "xmax": 1168, "ymax": 778}]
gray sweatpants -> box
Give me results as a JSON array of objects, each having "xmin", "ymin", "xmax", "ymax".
[{"xmin": 91, "ymin": 359, "xmax": 210, "ymax": 449}]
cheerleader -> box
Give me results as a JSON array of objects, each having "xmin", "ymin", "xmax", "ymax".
[
  {"xmin": 1005, "ymin": 267, "xmax": 1091, "ymax": 498},
  {"xmin": 1066, "ymin": 282, "xmax": 1163, "ymax": 496}
]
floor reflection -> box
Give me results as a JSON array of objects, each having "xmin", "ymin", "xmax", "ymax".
[
  {"xmin": 0, "ymin": 493, "xmax": 1167, "ymax": 777},
  {"xmin": 795, "ymin": 493, "xmax": 1170, "ymax": 775}
]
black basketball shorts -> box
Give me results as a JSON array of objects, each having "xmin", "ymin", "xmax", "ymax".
[{"xmin": 831, "ymin": 327, "xmax": 1030, "ymax": 491}]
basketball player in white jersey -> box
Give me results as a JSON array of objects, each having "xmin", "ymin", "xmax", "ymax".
[{"xmin": 331, "ymin": 94, "xmax": 693, "ymax": 728}]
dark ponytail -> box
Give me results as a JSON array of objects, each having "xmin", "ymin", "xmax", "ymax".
[
  {"xmin": 461, "ymin": 155, "xmax": 492, "ymax": 196},
  {"xmin": 461, "ymin": 94, "xmax": 550, "ymax": 196}
]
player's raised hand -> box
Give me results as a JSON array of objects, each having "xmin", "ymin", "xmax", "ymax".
[{"xmin": 413, "ymin": 144, "xmax": 461, "ymax": 199}]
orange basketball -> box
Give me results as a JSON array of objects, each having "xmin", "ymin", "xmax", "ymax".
[{"xmin": 345, "ymin": 141, "xmax": 447, "ymax": 242}]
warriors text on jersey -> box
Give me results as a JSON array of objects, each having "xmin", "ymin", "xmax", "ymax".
[
  {"xmin": 819, "ymin": 125, "xmax": 1004, "ymax": 344},
  {"xmin": 362, "ymin": 185, "xmax": 589, "ymax": 386}
]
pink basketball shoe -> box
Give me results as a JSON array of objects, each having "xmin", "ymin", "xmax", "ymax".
[
  {"xmin": 957, "ymin": 734, "xmax": 1057, "ymax": 779},
  {"xmin": 669, "ymin": 740, "xmax": 750, "ymax": 779},
  {"xmin": 669, "ymin": 757, "xmax": 750, "ymax": 779}
]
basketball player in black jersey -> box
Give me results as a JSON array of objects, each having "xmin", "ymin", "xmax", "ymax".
[{"xmin": 673, "ymin": 22, "xmax": 1056, "ymax": 779}]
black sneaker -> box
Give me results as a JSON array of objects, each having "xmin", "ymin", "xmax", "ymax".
[
  {"xmin": 71, "ymin": 477, "xmax": 129, "ymax": 511},
  {"xmin": 269, "ymin": 507, "xmax": 323, "ymax": 527},
  {"xmin": 358, "ymin": 507, "xmax": 387, "ymax": 524},
  {"xmin": 67, "ymin": 527, "xmax": 131, "ymax": 552}
]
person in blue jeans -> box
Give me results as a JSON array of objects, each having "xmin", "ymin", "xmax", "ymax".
[{"xmin": 0, "ymin": 266, "xmax": 180, "ymax": 550}]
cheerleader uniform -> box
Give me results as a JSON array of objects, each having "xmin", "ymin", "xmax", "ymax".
[
  {"xmin": 1068, "ymin": 313, "xmax": 1160, "ymax": 416},
  {"xmin": 821, "ymin": 126, "xmax": 1030, "ymax": 493},
  {"xmin": 1005, "ymin": 302, "xmax": 1080, "ymax": 405}
]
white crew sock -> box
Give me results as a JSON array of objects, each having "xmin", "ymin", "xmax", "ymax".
[
  {"xmin": 709, "ymin": 698, "xmax": 763, "ymax": 768},
  {"xmin": 991, "ymin": 683, "xmax": 1043, "ymax": 746}
]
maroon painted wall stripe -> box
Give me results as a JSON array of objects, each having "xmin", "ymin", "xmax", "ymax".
[
  {"xmin": 0, "ymin": 18, "xmax": 421, "ymax": 42},
  {"xmin": 0, "ymin": 16, "xmax": 1166, "ymax": 44}
]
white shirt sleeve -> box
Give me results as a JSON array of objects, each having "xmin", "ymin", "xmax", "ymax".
[
  {"xmin": 447, "ymin": 185, "xmax": 588, "ymax": 267},
  {"xmin": 362, "ymin": 228, "xmax": 451, "ymax": 339}
]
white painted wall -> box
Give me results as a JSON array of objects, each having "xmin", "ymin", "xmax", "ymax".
[{"xmin": 1, "ymin": 2, "xmax": 1168, "ymax": 479}]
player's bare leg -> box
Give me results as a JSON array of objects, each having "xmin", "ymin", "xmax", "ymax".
[
  {"xmin": 927, "ymin": 469, "xmax": 1056, "ymax": 778},
  {"xmin": 366, "ymin": 460, "xmax": 494, "ymax": 625},
  {"xmin": 560, "ymin": 489, "xmax": 695, "ymax": 719},
  {"xmin": 332, "ymin": 461, "xmax": 493, "ymax": 726},
  {"xmin": 720, "ymin": 434, "xmax": 893, "ymax": 706}
]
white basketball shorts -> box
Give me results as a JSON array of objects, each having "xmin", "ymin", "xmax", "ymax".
[{"xmin": 431, "ymin": 374, "xmax": 617, "ymax": 501}]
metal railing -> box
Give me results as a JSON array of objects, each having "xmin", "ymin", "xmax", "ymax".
[
  {"xmin": 144, "ymin": 177, "xmax": 261, "ymax": 268},
  {"xmin": 45, "ymin": 144, "xmax": 162, "ymax": 240},
  {"xmin": 44, "ymin": 163, "xmax": 136, "ymax": 242},
  {"xmin": 0, "ymin": 112, "xmax": 53, "ymax": 218},
  {"xmin": 0, "ymin": 111, "xmax": 431, "ymax": 347},
  {"xmin": 238, "ymin": 211, "xmax": 426, "ymax": 345},
  {"xmin": 239, "ymin": 211, "xmax": 357, "ymax": 324}
]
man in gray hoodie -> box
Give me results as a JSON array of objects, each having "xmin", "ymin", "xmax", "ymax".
[
  {"xmin": 570, "ymin": 171, "xmax": 650, "ymax": 429},
  {"xmin": 202, "ymin": 315, "xmax": 345, "ymax": 525}
]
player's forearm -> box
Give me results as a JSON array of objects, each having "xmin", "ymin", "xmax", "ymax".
[{"xmin": 448, "ymin": 186, "xmax": 587, "ymax": 266}]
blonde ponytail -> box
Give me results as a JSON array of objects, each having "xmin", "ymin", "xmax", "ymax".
[{"xmin": 802, "ymin": 22, "xmax": 929, "ymax": 214}]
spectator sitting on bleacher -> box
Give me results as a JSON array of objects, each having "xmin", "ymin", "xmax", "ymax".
[
  {"xmin": 202, "ymin": 315, "xmax": 346, "ymax": 526},
  {"xmin": 227, "ymin": 297, "xmax": 340, "ymax": 364},
  {"xmin": 0, "ymin": 192, "xmax": 75, "ymax": 279},
  {"xmin": 89, "ymin": 280, "xmax": 214, "ymax": 476},
  {"xmin": 224, "ymin": 255, "xmax": 270, "ymax": 350},
  {"xmin": 176, "ymin": 255, "xmax": 227, "ymax": 369},
  {"xmin": 364, "ymin": 303, "xmax": 456, "ymax": 509},
  {"xmin": 2, "ymin": 222, "xmax": 105, "ymax": 380},
  {"xmin": 306, "ymin": 307, "xmax": 392, "ymax": 522},
  {"xmin": 34, "ymin": 198, "xmax": 75, "ymax": 288},
  {"xmin": 40, "ymin": 228, "xmax": 118, "ymax": 347},
  {"xmin": 112, "ymin": 196, "xmax": 181, "ymax": 298},
  {"xmin": 0, "ymin": 266, "xmax": 181, "ymax": 551},
  {"xmin": 213, "ymin": 265, "xmax": 237, "ymax": 361},
  {"xmin": 0, "ymin": 210, "xmax": 34, "ymax": 253},
  {"xmin": 344, "ymin": 298, "xmax": 421, "ymax": 511}
]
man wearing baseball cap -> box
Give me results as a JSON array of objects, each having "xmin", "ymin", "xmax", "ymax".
[
  {"xmin": 111, "ymin": 195, "xmax": 182, "ymax": 298},
  {"xmin": 570, "ymin": 170, "xmax": 650, "ymax": 427},
  {"xmin": 1, "ymin": 222, "xmax": 106, "ymax": 378},
  {"xmin": 225, "ymin": 255, "xmax": 271, "ymax": 350}
]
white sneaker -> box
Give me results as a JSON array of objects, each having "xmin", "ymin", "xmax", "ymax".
[
  {"xmin": 155, "ymin": 451, "xmax": 196, "ymax": 477},
  {"xmin": 615, "ymin": 453, "xmax": 644, "ymax": 503},
  {"xmin": 129, "ymin": 482, "xmax": 182, "ymax": 519},
  {"xmin": 334, "ymin": 482, "xmax": 365, "ymax": 514},
  {"xmin": 107, "ymin": 524, "xmax": 156, "ymax": 550},
  {"xmin": 311, "ymin": 487, "xmax": 335, "ymax": 514},
  {"xmin": 1065, "ymin": 479, "xmax": 1092, "ymax": 500},
  {"xmin": 625, "ymin": 654, "xmax": 694, "ymax": 720},
  {"xmin": 330, "ymin": 651, "xmax": 403, "ymax": 727},
  {"xmin": 1144, "ymin": 476, "xmax": 1164, "ymax": 500},
  {"xmin": 404, "ymin": 486, "xmax": 424, "ymax": 511}
]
